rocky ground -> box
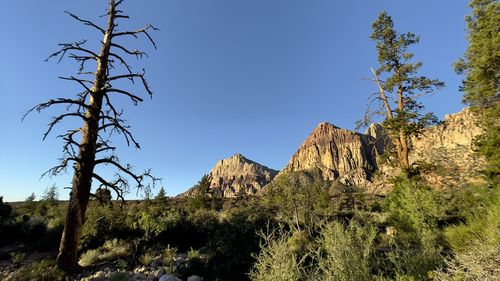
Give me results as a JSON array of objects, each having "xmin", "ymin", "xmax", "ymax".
[{"xmin": 0, "ymin": 247, "xmax": 207, "ymax": 281}]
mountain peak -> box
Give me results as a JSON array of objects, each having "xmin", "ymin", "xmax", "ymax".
[
  {"xmin": 182, "ymin": 154, "xmax": 278, "ymax": 198},
  {"xmin": 278, "ymin": 122, "xmax": 377, "ymax": 186}
]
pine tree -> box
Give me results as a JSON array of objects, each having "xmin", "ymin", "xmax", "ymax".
[
  {"xmin": 360, "ymin": 11, "xmax": 444, "ymax": 169},
  {"xmin": 455, "ymin": 0, "xmax": 499, "ymax": 183},
  {"xmin": 155, "ymin": 187, "xmax": 167, "ymax": 202}
]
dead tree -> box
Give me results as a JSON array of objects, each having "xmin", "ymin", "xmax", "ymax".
[{"xmin": 23, "ymin": 0, "xmax": 159, "ymax": 269}]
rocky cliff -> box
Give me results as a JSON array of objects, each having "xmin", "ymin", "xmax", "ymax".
[
  {"xmin": 277, "ymin": 122, "xmax": 379, "ymax": 187},
  {"xmin": 183, "ymin": 154, "xmax": 279, "ymax": 197},
  {"xmin": 271, "ymin": 108, "xmax": 484, "ymax": 193},
  {"xmin": 182, "ymin": 108, "xmax": 483, "ymax": 197},
  {"xmin": 408, "ymin": 108, "xmax": 485, "ymax": 188}
]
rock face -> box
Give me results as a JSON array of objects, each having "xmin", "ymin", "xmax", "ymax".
[
  {"xmin": 408, "ymin": 108, "xmax": 485, "ymax": 188},
  {"xmin": 273, "ymin": 108, "xmax": 484, "ymax": 192},
  {"xmin": 278, "ymin": 122, "xmax": 379, "ymax": 187},
  {"xmin": 184, "ymin": 154, "xmax": 279, "ymax": 197}
]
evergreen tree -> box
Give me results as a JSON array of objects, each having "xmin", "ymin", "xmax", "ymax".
[
  {"xmin": 360, "ymin": 11, "xmax": 444, "ymax": 168},
  {"xmin": 43, "ymin": 184, "xmax": 59, "ymax": 204},
  {"xmin": 25, "ymin": 192, "xmax": 36, "ymax": 202},
  {"xmin": 455, "ymin": 0, "xmax": 499, "ymax": 183},
  {"xmin": 155, "ymin": 186, "xmax": 167, "ymax": 202}
]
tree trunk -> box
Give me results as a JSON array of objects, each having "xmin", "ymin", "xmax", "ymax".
[
  {"xmin": 57, "ymin": 0, "xmax": 115, "ymax": 269},
  {"xmin": 399, "ymin": 133, "xmax": 410, "ymax": 169}
]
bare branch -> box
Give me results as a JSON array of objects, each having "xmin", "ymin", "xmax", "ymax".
[
  {"xmin": 106, "ymin": 88, "xmax": 143, "ymax": 104},
  {"xmin": 110, "ymin": 43, "xmax": 148, "ymax": 58},
  {"xmin": 112, "ymin": 24, "xmax": 159, "ymax": 50},
  {"xmin": 92, "ymin": 173, "xmax": 126, "ymax": 204},
  {"xmin": 42, "ymin": 113, "xmax": 87, "ymax": 140},
  {"xmin": 46, "ymin": 40, "xmax": 99, "ymax": 63},
  {"xmin": 41, "ymin": 157, "xmax": 79, "ymax": 178},
  {"xmin": 107, "ymin": 70, "xmax": 153, "ymax": 98},
  {"xmin": 108, "ymin": 52, "xmax": 133, "ymax": 75},
  {"xmin": 65, "ymin": 11, "xmax": 105, "ymax": 34}
]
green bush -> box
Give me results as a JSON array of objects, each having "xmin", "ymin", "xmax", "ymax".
[
  {"xmin": 249, "ymin": 229, "xmax": 304, "ymax": 281},
  {"xmin": 315, "ymin": 220, "xmax": 376, "ymax": 281},
  {"xmin": 383, "ymin": 176, "xmax": 444, "ymax": 279},
  {"xmin": 9, "ymin": 259, "xmax": 65, "ymax": 281},
  {"xmin": 79, "ymin": 239, "xmax": 131, "ymax": 267},
  {"xmin": 436, "ymin": 189, "xmax": 500, "ymax": 280}
]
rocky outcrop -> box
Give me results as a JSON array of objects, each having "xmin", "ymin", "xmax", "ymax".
[
  {"xmin": 278, "ymin": 122, "xmax": 379, "ymax": 187},
  {"xmin": 183, "ymin": 154, "xmax": 278, "ymax": 198},
  {"xmin": 271, "ymin": 108, "xmax": 484, "ymax": 193},
  {"xmin": 408, "ymin": 108, "xmax": 486, "ymax": 188}
]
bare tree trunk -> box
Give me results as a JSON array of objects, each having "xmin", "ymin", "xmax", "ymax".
[{"xmin": 56, "ymin": 0, "xmax": 115, "ymax": 269}]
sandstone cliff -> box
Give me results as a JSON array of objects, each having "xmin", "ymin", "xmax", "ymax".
[
  {"xmin": 408, "ymin": 108, "xmax": 485, "ymax": 188},
  {"xmin": 271, "ymin": 108, "xmax": 484, "ymax": 193},
  {"xmin": 277, "ymin": 122, "xmax": 379, "ymax": 187},
  {"xmin": 183, "ymin": 154, "xmax": 278, "ymax": 197}
]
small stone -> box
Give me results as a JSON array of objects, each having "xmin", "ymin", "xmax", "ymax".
[
  {"xmin": 159, "ymin": 274, "xmax": 183, "ymax": 281},
  {"xmin": 154, "ymin": 268, "xmax": 165, "ymax": 278},
  {"xmin": 133, "ymin": 272, "xmax": 146, "ymax": 280}
]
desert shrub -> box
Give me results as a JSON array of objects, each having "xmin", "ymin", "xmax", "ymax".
[
  {"xmin": 25, "ymin": 216, "xmax": 48, "ymax": 241},
  {"xmin": 207, "ymin": 205, "xmax": 277, "ymax": 281},
  {"xmin": 314, "ymin": 220, "xmax": 376, "ymax": 281},
  {"xmin": 79, "ymin": 249, "xmax": 101, "ymax": 267},
  {"xmin": 163, "ymin": 245, "xmax": 178, "ymax": 272},
  {"xmin": 249, "ymin": 229, "xmax": 304, "ymax": 281},
  {"xmin": 10, "ymin": 251, "xmax": 26, "ymax": 265},
  {"xmin": 382, "ymin": 176, "xmax": 444, "ymax": 279},
  {"xmin": 109, "ymin": 272, "xmax": 131, "ymax": 281},
  {"xmin": 79, "ymin": 239, "xmax": 131, "ymax": 267},
  {"xmin": 435, "ymin": 189, "xmax": 500, "ymax": 280},
  {"xmin": 80, "ymin": 202, "xmax": 139, "ymax": 251},
  {"xmin": 0, "ymin": 197, "xmax": 12, "ymax": 221},
  {"xmin": 138, "ymin": 252, "xmax": 155, "ymax": 266},
  {"xmin": 264, "ymin": 170, "xmax": 331, "ymax": 232},
  {"xmin": 9, "ymin": 259, "xmax": 65, "ymax": 281}
]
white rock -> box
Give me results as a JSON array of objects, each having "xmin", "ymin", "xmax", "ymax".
[
  {"xmin": 159, "ymin": 274, "xmax": 183, "ymax": 281},
  {"xmin": 154, "ymin": 268, "xmax": 165, "ymax": 278}
]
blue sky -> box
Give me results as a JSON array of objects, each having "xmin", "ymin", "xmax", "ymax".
[{"xmin": 0, "ymin": 1, "xmax": 469, "ymax": 201}]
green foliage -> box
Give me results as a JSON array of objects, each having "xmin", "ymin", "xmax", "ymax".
[
  {"xmin": 383, "ymin": 176, "xmax": 444, "ymax": 279},
  {"xmin": 315, "ymin": 221, "xmax": 377, "ymax": 281},
  {"xmin": 436, "ymin": 188, "xmax": 500, "ymax": 280},
  {"xmin": 163, "ymin": 244, "xmax": 178, "ymax": 272},
  {"xmin": 188, "ymin": 174, "xmax": 212, "ymax": 212},
  {"xmin": 455, "ymin": 0, "xmax": 500, "ymax": 184},
  {"xmin": 265, "ymin": 170, "xmax": 331, "ymax": 233},
  {"xmin": 109, "ymin": 272, "xmax": 131, "ymax": 281},
  {"xmin": 139, "ymin": 252, "xmax": 155, "ymax": 266},
  {"xmin": 454, "ymin": 0, "xmax": 499, "ymax": 107},
  {"xmin": 10, "ymin": 251, "xmax": 26, "ymax": 265},
  {"xmin": 155, "ymin": 186, "xmax": 167, "ymax": 202},
  {"xmin": 9, "ymin": 259, "xmax": 65, "ymax": 281},
  {"xmin": 79, "ymin": 239, "xmax": 131, "ymax": 267},
  {"xmin": 0, "ymin": 196, "xmax": 12, "ymax": 221},
  {"xmin": 249, "ymin": 229, "xmax": 304, "ymax": 281},
  {"xmin": 363, "ymin": 11, "xmax": 443, "ymax": 168},
  {"xmin": 25, "ymin": 192, "xmax": 36, "ymax": 202},
  {"xmin": 42, "ymin": 184, "xmax": 59, "ymax": 205}
]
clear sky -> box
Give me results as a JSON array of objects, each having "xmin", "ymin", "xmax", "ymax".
[{"xmin": 1, "ymin": 0, "xmax": 469, "ymax": 201}]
